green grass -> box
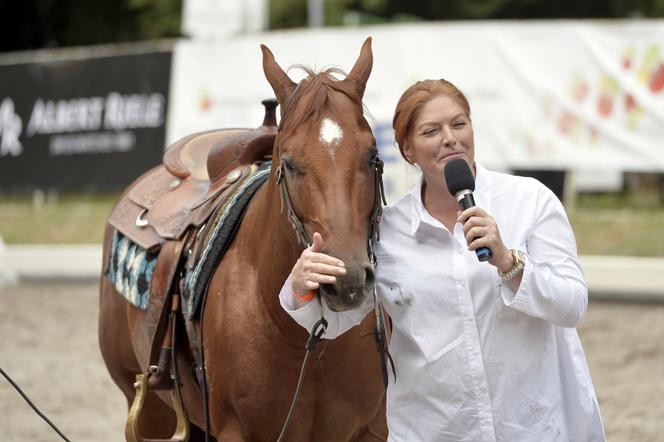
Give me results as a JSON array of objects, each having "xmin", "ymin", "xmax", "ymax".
[
  {"xmin": 570, "ymin": 209, "xmax": 664, "ymax": 257},
  {"xmin": 0, "ymin": 193, "xmax": 663, "ymax": 257},
  {"xmin": 569, "ymin": 192, "xmax": 664, "ymax": 256},
  {"xmin": 0, "ymin": 194, "xmax": 118, "ymax": 244}
]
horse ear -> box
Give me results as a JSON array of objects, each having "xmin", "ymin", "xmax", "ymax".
[
  {"xmin": 261, "ymin": 44, "xmax": 296, "ymax": 106},
  {"xmin": 345, "ymin": 37, "xmax": 373, "ymax": 99}
]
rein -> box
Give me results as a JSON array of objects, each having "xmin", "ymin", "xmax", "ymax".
[
  {"xmin": 0, "ymin": 367, "xmax": 72, "ymax": 441},
  {"xmin": 276, "ymin": 314, "xmax": 328, "ymax": 442}
]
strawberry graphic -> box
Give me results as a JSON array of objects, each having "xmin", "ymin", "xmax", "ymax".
[
  {"xmin": 649, "ymin": 63, "xmax": 664, "ymax": 93},
  {"xmin": 622, "ymin": 47, "xmax": 636, "ymax": 70},
  {"xmin": 597, "ymin": 76, "xmax": 619, "ymax": 118},
  {"xmin": 624, "ymin": 94, "xmax": 636, "ymax": 112},
  {"xmin": 200, "ymin": 96, "xmax": 212, "ymax": 111},
  {"xmin": 569, "ymin": 74, "xmax": 588, "ymax": 102},
  {"xmin": 623, "ymin": 92, "xmax": 644, "ymax": 129},
  {"xmin": 558, "ymin": 111, "xmax": 575, "ymax": 134},
  {"xmin": 198, "ymin": 89, "xmax": 213, "ymax": 112}
]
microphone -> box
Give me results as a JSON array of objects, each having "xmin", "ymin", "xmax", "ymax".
[{"xmin": 444, "ymin": 158, "xmax": 492, "ymax": 262}]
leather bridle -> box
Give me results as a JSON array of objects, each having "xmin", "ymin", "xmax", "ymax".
[
  {"xmin": 275, "ymin": 148, "xmax": 386, "ymax": 252},
  {"xmin": 274, "ymin": 85, "xmax": 394, "ymax": 442},
  {"xmin": 274, "ymin": 79, "xmax": 387, "ymax": 253}
]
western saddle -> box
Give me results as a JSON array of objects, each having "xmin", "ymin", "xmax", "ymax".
[
  {"xmin": 109, "ymin": 98, "xmax": 277, "ymax": 251},
  {"xmin": 107, "ymin": 99, "xmax": 278, "ymax": 442}
]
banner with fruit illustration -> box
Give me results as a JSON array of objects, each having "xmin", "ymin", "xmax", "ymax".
[{"xmin": 167, "ymin": 20, "xmax": 664, "ymax": 198}]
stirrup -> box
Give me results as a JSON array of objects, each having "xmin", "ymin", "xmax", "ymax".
[{"xmin": 125, "ymin": 372, "xmax": 190, "ymax": 442}]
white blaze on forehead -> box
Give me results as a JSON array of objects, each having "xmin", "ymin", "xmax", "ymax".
[{"xmin": 319, "ymin": 118, "xmax": 343, "ymax": 148}]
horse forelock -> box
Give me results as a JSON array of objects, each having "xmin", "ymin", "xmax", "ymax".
[{"xmin": 278, "ymin": 66, "xmax": 364, "ymax": 138}]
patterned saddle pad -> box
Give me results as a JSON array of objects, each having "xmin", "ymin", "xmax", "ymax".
[{"xmin": 106, "ymin": 230, "xmax": 158, "ymax": 310}]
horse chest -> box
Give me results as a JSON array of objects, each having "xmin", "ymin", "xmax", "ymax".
[
  {"xmin": 233, "ymin": 362, "xmax": 380, "ymax": 441},
  {"xmin": 209, "ymin": 316, "xmax": 383, "ymax": 439}
]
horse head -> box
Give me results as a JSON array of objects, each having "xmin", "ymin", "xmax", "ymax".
[{"xmin": 261, "ymin": 38, "xmax": 382, "ymax": 312}]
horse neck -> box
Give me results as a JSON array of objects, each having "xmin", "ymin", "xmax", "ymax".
[{"xmin": 237, "ymin": 173, "xmax": 305, "ymax": 330}]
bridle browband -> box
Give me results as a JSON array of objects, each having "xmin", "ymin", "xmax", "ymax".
[{"xmin": 274, "ymin": 80, "xmax": 394, "ymax": 442}]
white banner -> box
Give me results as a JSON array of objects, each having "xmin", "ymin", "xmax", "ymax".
[
  {"xmin": 167, "ymin": 21, "xmax": 664, "ymax": 200},
  {"xmin": 182, "ymin": 0, "xmax": 267, "ymax": 38}
]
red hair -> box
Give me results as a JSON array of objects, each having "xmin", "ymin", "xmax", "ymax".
[{"xmin": 392, "ymin": 79, "xmax": 471, "ymax": 164}]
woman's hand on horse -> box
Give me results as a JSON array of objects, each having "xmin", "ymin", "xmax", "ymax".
[
  {"xmin": 457, "ymin": 207, "xmax": 513, "ymax": 273},
  {"xmin": 291, "ymin": 232, "xmax": 346, "ymax": 295}
]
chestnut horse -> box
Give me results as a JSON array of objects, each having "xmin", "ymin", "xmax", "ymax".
[{"xmin": 99, "ymin": 38, "xmax": 388, "ymax": 441}]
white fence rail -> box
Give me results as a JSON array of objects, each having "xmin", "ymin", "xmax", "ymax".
[{"xmin": 1, "ymin": 244, "xmax": 663, "ymax": 301}]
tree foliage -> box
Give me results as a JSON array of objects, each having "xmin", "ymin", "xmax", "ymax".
[
  {"xmin": 0, "ymin": 0, "xmax": 182, "ymax": 53},
  {"xmin": 1, "ymin": 0, "xmax": 663, "ymax": 52},
  {"xmin": 270, "ymin": 0, "xmax": 664, "ymax": 28}
]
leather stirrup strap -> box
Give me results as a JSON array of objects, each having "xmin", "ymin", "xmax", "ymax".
[{"xmin": 146, "ymin": 238, "xmax": 187, "ymax": 366}]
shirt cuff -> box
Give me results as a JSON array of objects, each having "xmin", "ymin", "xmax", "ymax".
[
  {"xmin": 500, "ymin": 251, "xmax": 576, "ymax": 325},
  {"xmin": 500, "ymin": 248, "xmax": 531, "ymax": 305},
  {"xmin": 278, "ymin": 273, "xmax": 319, "ymax": 312}
]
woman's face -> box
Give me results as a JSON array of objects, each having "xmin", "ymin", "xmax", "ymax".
[{"xmin": 403, "ymin": 94, "xmax": 475, "ymax": 181}]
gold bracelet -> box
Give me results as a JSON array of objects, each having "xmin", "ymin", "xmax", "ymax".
[{"xmin": 497, "ymin": 249, "xmax": 525, "ymax": 280}]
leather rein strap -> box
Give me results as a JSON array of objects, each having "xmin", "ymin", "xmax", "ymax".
[{"xmin": 276, "ymin": 316, "xmax": 328, "ymax": 442}]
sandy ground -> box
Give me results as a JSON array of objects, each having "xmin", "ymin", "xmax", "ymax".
[{"xmin": 0, "ymin": 282, "xmax": 663, "ymax": 442}]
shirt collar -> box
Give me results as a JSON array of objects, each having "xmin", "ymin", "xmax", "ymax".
[
  {"xmin": 406, "ymin": 161, "xmax": 493, "ymax": 237},
  {"xmin": 407, "ymin": 175, "xmax": 428, "ymax": 236},
  {"xmin": 473, "ymin": 161, "xmax": 493, "ymax": 214}
]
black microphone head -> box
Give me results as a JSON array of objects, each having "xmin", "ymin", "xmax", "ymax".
[{"xmin": 444, "ymin": 158, "xmax": 475, "ymax": 196}]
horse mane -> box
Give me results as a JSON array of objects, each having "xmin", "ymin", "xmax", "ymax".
[{"xmin": 279, "ymin": 66, "xmax": 363, "ymax": 136}]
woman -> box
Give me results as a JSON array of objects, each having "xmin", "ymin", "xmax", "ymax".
[{"xmin": 279, "ymin": 79, "xmax": 605, "ymax": 441}]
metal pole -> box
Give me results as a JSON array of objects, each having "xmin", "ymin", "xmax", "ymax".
[{"xmin": 308, "ymin": 0, "xmax": 324, "ymax": 28}]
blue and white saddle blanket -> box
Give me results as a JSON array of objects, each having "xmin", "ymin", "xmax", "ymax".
[{"xmin": 107, "ymin": 230, "xmax": 158, "ymax": 310}]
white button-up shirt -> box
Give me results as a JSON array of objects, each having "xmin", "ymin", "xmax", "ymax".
[{"xmin": 280, "ymin": 163, "xmax": 605, "ymax": 441}]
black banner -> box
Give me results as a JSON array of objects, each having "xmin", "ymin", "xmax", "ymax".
[
  {"xmin": 0, "ymin": 51, "xmax": 171, "ymax": 193},
  {"xmin": 513, "ymin": 169, "xmax": 566, "ymax": 202}
]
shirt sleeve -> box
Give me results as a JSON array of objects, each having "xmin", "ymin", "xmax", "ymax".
[
  {"xmin": 278, "ymin": 273, "xmax": 374, "ymax": 339},
  {"xmin": 500, "ymin": 186, "xmax": 588, "ymax": 328}
]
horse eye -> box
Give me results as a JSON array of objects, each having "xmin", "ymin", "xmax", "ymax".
[{"xmin": 283, "ymin": 158, "xmax": 299, "ymax": 176}]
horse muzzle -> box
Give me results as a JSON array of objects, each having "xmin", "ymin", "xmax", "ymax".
[{"xmin": 319, "ymin": 262, "xmax": 375, "ymax": 312}]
